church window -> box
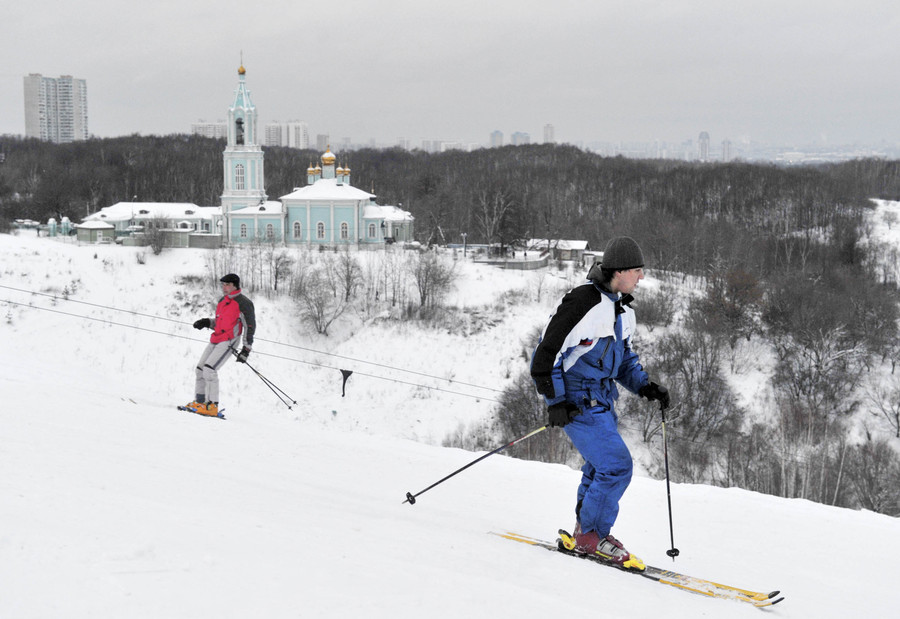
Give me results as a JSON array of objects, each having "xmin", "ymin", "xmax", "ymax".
[
  {"xmin": 240, "ymin": 224, "xmax": 248, "ymax": 238},
  {"xmin": 340, "ymin": 222, "xmax": 349, "ymax": 240},
  {"xmin": 368, "ymin": 223, "xmax": 376, "ymax": 238},
  {"xmin": 266, "ymin": 223, "xmax": 274, "ymax": 239},
  {"xmin": 235, "ymin": 164, "xmax": 245, "ymax": 190},
  {"xmin": 316, "ymin": 222, "xmax": 325, "ymax": 239},
  {"xmin": 235, "ymin": 118, "xmax": 244, "ymax": 145},
  {"xmin": 293, "ymin": 221, "xmax": 302, "ymax": 239}
]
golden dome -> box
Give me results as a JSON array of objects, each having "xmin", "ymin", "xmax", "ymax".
[
  {"xmin": 321, "ymin": 146, "xmax": 336, "ymax": 164},
  {"xmin": 238, "ymin": 65, "xmax": 246, "ymax": 75},
  {"xmin": 307, "ymin": 163, "xmax": 315, "ymax": 174}
]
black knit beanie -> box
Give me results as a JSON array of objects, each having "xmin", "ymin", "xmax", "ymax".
[{"xmin": 600, "ymin": 236, "xmax": 644, "ymax": 270}]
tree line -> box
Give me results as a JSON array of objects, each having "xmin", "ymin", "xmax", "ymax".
[{"xmin": 5, "ymin": 134, "xmax": 900, "ymax": 275}]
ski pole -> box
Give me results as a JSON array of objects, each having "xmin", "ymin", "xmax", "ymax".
[
  {"xmin": 659, "ymin": 386, "xmax": 680, "ymax": 560},
  {"xmin": 404, "ymin": 425, "xmax": 548, "ymax": 505},
  {"xmin": 231, "ymin": 347, "xmax": 298, "ymax": 410}
]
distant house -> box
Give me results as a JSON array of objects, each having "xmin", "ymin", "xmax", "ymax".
[
  {"xmin": 82, "ymin": 202, "xmax": 221, "ymax": 237},
  {"xmin": 527, "ymin": 239, "xmax": 590, "ymax": 262},
  {"xmin": 75, "ymin": 220, "xmax": 115, "ymax": 243}
]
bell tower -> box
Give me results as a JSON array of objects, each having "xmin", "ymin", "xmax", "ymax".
[{"xmin": 221, "ymin": 62, "xmax": 267, "ymax": 242}]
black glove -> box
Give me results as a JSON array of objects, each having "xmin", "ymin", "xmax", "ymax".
[
  {"xmin": 639, "ymin": 381, "xmax": 670, "ymax": 410},
  {"xmin": 235, "ymin": 347, "xmax": 251, "ymax": 363},
  {"xmin": 533, "ymin": 374, "xmax": 555, "ymax": 398},
  {"xmin": 193, "ymin": 318, "xmax": 211, "ymax": 330},
  {"xmin": 548, "ymin": 402, "xmax": 579, "ymax": 428}
]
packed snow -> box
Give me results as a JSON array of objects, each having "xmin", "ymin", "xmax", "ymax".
[{"xmin": 2, "ymin": 226, "xmax": 899, "ymax": 618}]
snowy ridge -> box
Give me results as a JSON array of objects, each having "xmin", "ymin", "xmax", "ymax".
[{"xmin": 1, "ymin": 232, "xmax": 898, "ymax": 618}]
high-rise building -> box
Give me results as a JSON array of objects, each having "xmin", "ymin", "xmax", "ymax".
[
  {"xmin": 543, "ymin": 124, "xmax": 555, "ymax": 144},
  {"xmin": 24, "ymin": 74, "xmax": 89, "ymax": 143},
  {"xmin": 316, "ymin": 134, "xmax": 330, "ymax": 152},
  {"xmin": 698, "ymin": 131, "xmax": 710, "ymax": 162},
  {"xmin": 511, "ymin": 131, "xmax": 530, "ymax": 146},
  {"xmin": 263, "ymin": 120, "xmax": 309, "ymax": 148},
  {"xmin": 287, "ymin": 121, "xmax": 309, "ymax": 149},
  {"xmin": 264, "ymin": 121, "xmax": 284, "ymax": 146},
  {"xmin": 490, "ymin": 130, "xmax": 503, "ymax": 148},
  {"xmin": 191, "ymin": 120, "xmax": 228, "ymax": 139},
  {"xmin": 722, "ymin": 139, "xmax": 733, "ymax": 162}
]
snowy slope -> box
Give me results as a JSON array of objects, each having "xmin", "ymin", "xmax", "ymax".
[{"xmin": 1, "ymin": 232, "xmax": 899, "ymax": 618}]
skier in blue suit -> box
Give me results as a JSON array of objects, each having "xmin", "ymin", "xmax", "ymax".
[{"xmin": 531, "ymin": 236, "xmax": 669, "ymax": 568}]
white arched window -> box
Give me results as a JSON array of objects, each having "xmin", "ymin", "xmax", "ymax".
[
  {"xmin": 293, "ymin": 221, "xmax": 302, "ymax": 239},
  {"xmin": 340, "ymin": 222, "xmax": 349, "ymax": 240},
  {"xmin": 316, "ymin": 222, "xmax": 325, "ymax": 240},
  {"xmin": 368, "ymin": 223, "xmax": 376, "ymax": 238},
  {"xmin": 266, "ymin": 223, "xmax": 274, "ymax": 239},
  {"xmin": 235, "ymin": 164, "xmax": 245, "ymax": 190},
  {"xmin": 240, "ymin": 223, "xmax": 248, "ymax": 238}
]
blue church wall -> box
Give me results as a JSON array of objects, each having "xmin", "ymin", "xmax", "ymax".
[
  {"xmin": 334, "ymin": 206, "xmax": 356, "ymax": 243},
  {"xmin": 285, "ymin": 205, "xmax": 307, "ymax": 244},
  {"xmin": 232, "ymin": 217, "xmax": 256, "ymax": 241},
  {"xmin": 362, "ymin": 219, "xmax": 384, "ymax": 244},
  {"xmin": 230, "ymin": 216, "xmax": 283, "ymax": 242},
  {"xmin": 310, "ymin": 206, "xmax": 332, "ymax": 242}
]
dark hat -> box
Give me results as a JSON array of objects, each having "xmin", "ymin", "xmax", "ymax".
[
  {"xmin": 600, "ymin": 236, "xmax": 644, "ymax": 270},
  {"xmin": 220, "ymin": 273, "xmax": 241, "ymax": 287}
]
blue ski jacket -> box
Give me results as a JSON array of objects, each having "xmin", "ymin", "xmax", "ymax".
[{"xmin": 531, "ymin": 281, "xmax": 648, "ymax": 414}]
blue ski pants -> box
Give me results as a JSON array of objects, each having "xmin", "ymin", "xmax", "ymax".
[{"xmin": 564, "ymin": 408, "xmax": 633, "ymax": 538}]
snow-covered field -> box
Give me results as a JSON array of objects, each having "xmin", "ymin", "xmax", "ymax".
[{"xmin": 2, "ymin": 229, "xmax": 899, "ymax": 618}]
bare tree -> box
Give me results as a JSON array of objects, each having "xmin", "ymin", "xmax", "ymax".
[
  {"xmin": 409, "ymin": 251, "xmax": 457, "ymax": 310},
  {"xmin": 295, "ymin": 255, "xmax": 349, "ymax": 335},
  {"xmin": 867, "ymin": 375, "xmax": 900, "ymax": 438},
  {"xmin": 143, "ymin": 214, "xmax": 170, "ymax": 255}
]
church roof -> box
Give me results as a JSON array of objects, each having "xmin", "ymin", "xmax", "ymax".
[
  {"xmin": 279, "ymin": 178, "xmax": 375, "ymax": 201},
  {"xmin": 76, "ymin": 220, "xmax": 115, "ymax": 230},
  {"xmin": 83, "ymin": 202, "xmax": 220, "ymax": 223},
  {"xmin": 363, "ymin": 205, "xmax": 414, "ymax": 222},
  {"xmin": 232, "ymin": 201, "xmax": 284, "ymax": 215}
]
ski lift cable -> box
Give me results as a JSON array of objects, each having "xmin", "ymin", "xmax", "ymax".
[
  {"xmin": 0, "ymin": 297, "xmax": 502, "ymax": 403},
  {"xmin": 0, "ymin": 284, "xmax": 503, "ymax": 394}
]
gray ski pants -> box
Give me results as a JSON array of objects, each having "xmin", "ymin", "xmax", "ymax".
[{"xmin": 194, "ymin": 338, "xmax": 238, "ymax": 403}]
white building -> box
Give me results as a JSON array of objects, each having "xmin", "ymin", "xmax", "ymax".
[
  {"xmin": 81, "ymin": 202, "xmax": 221, "ymax": 236},
  {"xmin": 543, "ymin": 124, "xmax": 555, "ymax": 144},
  {"xmin": 24, "ymin": 74, "xmax": 89, "ymax": 143},
  {"xmin": 264, "ymin": 120, "xmax": 309, "ymax": 148},
  {"xmin": 192, "ymin": 121, "xmax": 228, "ymax": 139}
]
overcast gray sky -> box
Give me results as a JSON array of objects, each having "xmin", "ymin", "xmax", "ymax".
[{"xmin": 4, "ymin": 0, "xmax": 900, "ymax": 147}]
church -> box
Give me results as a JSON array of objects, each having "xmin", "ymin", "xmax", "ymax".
[
  {"xmin": 220, "ymin": 64, "xmax": 414, "ymax": 247},
  {"xmin": 80, "ymin": 64, "xmax": 414, "ymax": 249}
]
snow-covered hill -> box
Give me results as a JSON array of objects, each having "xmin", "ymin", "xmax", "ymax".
[{"xmin": 1, "ymin": 231, "xmax": 898, "ymax": 618}]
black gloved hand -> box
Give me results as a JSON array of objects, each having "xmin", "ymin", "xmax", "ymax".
[
  {"xmin": 548, "ymin": 402, "xmax": 579, "ymax": 428},
  {"xmin": 639, "ymin": 381, "xmax": 670, "ymax": 410},
  {"xmin": 235, "ymin": 347, "xmax": 251, "ymax": 363},
  {"xmin": 193, "ymin": 318, "xmax": 211, "ymax": 330},
  {"xmin": 533, "ymin": 374, "xmax": 555, "ymax": 398}
]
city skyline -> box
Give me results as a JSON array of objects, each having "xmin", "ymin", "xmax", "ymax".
[{"xmin": 5, "ymin": 1, "xmax": 900, "ymax": 149}]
